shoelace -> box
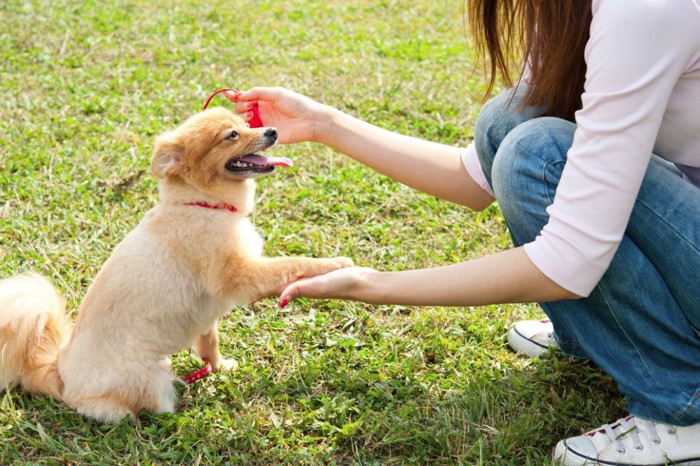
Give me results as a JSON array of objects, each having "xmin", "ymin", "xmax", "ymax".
[{"xmin": 592, "ymin": 416, "xmax": 676, "ymax": 454}]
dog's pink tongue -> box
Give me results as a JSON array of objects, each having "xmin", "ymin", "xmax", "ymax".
[{"xmin": 240, "ymin": 154, "xmax": 293, "ymax": 168}]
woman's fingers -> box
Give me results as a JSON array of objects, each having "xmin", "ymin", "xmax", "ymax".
[{"xmin": 279, "ymin": 279, "xmax": 311, "ymax": 308}]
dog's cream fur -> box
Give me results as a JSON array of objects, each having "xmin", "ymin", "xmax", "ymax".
[{"xmin": 0, "ymin": 108, "xmax": 352, "ymax": 423}]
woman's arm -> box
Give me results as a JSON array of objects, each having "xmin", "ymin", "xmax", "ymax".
[
  {"xmin": 317, "ymin": 107, "xmax": 494, "ymax": 209},
  {"xmin": 280, "ymin": 247, "xmax": 580, "ymax": 308},
  {"xmin": 233, "ymin": 88, "xmax": 578, "ymax": 307},
  {"xmin": 232, "ymin": 88, "xmax": 494, "ymax": 211}
]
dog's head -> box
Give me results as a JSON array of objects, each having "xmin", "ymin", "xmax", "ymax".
[{"xmin": 151, "ymin": 108, "xmax": 291, "ymax": 194}]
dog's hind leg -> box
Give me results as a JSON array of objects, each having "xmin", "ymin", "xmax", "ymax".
[
  {"xmin": 69, "ymin": 395, "xmax": 136, "ymax": 424},
  {"xmin": 63, "ymin": 363, "xmax": 177, "ymax": 423}
]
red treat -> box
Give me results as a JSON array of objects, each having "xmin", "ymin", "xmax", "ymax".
[
  {"xmin": 248, "ymin": 102, "xmax": 263, "ymax": 128},
  {"xmin": 203, "ymin": 88, "xmax": 264, "ymax": 128}
]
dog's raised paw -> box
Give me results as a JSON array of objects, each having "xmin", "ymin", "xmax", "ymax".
[
  {"xmin": 336, "ymin": 257, "xmax": 354, "ymax": 268},
  {"xmin": 214, "ymin": 358, "xmax": 239, "ymax": 372}
]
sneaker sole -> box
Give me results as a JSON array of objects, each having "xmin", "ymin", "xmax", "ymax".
[{"xmin": 554, "ymin": 441, "xmax": 700, "ymax": 466}]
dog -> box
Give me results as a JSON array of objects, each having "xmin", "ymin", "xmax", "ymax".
[{"xmin": 0, "ymin": 107, "xmax": 352, "ymax": 423}]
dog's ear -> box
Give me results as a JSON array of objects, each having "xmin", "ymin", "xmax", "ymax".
[{"xmin": 151, "ymin": 132, "xmax": 184, "ymax": 179}]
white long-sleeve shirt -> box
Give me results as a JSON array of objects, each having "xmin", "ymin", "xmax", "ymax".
[{"xmin": 462, "ymin": 0, "xmax": 700, "ymax": 296}]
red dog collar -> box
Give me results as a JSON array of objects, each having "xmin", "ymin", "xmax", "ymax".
[{"xmin": 183, "ymin": 201, "xmax": 237, "ymax": 213}]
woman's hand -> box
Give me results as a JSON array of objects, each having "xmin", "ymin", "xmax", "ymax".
[
  {"xmin": 278, "ymin": 248, "xmax": 579, "ymax": 309},
  {"xmin": 226, "ymin": 87, "xmax": 330, "ymax": 144},
  {"xmin": 279, "ymin": 266, "xmax": 376, "ymax": 308}
]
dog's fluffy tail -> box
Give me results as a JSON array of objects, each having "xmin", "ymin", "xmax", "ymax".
[{"xmin": 0, "ymin": 272, "xmax": 72, "ymax": 400}]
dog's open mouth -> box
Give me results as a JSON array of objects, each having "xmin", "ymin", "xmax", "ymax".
[{"xmin": 225, "ymin": 154, "xmax": 293, "ymax": 177}]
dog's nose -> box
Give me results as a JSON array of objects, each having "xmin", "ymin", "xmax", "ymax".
[{"xmin": 264, "ymin": 128, "xmax": 278, "ymax": 140}]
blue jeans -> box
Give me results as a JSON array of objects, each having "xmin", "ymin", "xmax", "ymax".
[{"xmin": 474, "ymin": 86, "xmax": 700, "ymax": 426}]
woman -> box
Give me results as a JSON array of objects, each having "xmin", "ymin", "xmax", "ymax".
[{"xmin": 229, "ymin": 1, "xmax": 700, "ymax": 464}]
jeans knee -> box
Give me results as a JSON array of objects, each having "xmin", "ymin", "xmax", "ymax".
[
  {"xmin": 491, "ymin": 117, "xmax": 574, "ymax": 198},
  {"xmin": 490, "ymin": 117, "xmax": 575, "ymax": 245}
]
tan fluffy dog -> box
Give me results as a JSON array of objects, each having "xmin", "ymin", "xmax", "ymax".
[{"xmin": 0, "ymin": 108, "xmax": 352, "ymax": 422}]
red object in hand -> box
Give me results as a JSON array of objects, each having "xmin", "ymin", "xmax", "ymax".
[
  {"xmin": 247, "ymin": 102, "xmax": 263, "ymax": 128},
  {"xmin": 202, "ymin": 88, "xmax": 263, "ymax": 128}
]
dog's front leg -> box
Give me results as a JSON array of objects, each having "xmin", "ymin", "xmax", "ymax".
[
  {"xmin": 194, "ymin": 323, "xmax": 238, "ymax": 372},
  {"xmin": 218, "ymin": 256, "xmax": 353, "ymax": 303}
]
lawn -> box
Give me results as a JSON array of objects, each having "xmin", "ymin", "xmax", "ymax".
[{"xmin": 0, "ymin": 0, "xmax": 626, "ymax": 464}]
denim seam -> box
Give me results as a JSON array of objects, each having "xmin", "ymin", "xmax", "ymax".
[
  {"xmin": 540, "ymin": 160, "xmax": 566, "ymax": 205},
  {"xmin": 597, "ymin": 280, "xmax": 655, "ymax": 379},
  {"xmin": 540, "ymin": 119, "xmax": 571, "ymax": 205},
  {"xmin": 635, "ymin": 196, "xmax": 700, "ymax": 422},
  {"xmin": 677, "ymin": 386, "xmax": 700, "ymax": 422},
  {"xmin": 636, "ymin": 197, "xmax": 700, "ymax": 258}
]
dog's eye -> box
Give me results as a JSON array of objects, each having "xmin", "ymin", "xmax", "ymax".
[{"xmin": 227, "ymin": 130, "xmax": 239, "ymax": 140}]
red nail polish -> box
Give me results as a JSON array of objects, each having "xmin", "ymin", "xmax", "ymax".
[{"xmin": 279, "ymin": 298, "xmax": 289, "ymax": 309}]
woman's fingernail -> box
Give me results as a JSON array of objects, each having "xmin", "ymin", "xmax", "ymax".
[{"xmin": 279, "ymin": 298, "xmax": 289, "ymax": 309}]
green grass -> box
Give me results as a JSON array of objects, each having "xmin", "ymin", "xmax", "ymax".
[{"xmin": 1, "ymin": 0, "xmax": 626, "ymax": 464}]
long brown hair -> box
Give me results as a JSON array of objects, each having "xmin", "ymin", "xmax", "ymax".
[{"xmin": 466, "ymin": 0, "xmax": 592, "ymax": 122}]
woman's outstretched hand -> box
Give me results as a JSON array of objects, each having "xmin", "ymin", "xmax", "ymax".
[
  {"xmin": 226, "ymin": 87, "xmax": 329, "ymax": 144},
  {"xmin": 279, "ymin": 266, "xmax": 376, "ymax": 308}
]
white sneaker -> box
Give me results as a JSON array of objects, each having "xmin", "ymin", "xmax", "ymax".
[
  {"xmin": 553, "ymin": 416, "xmax": 700, "ymax": 465},
  {"xmin": 507, "ymin": 319, "xmax": 559, "ymax": 357}
]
